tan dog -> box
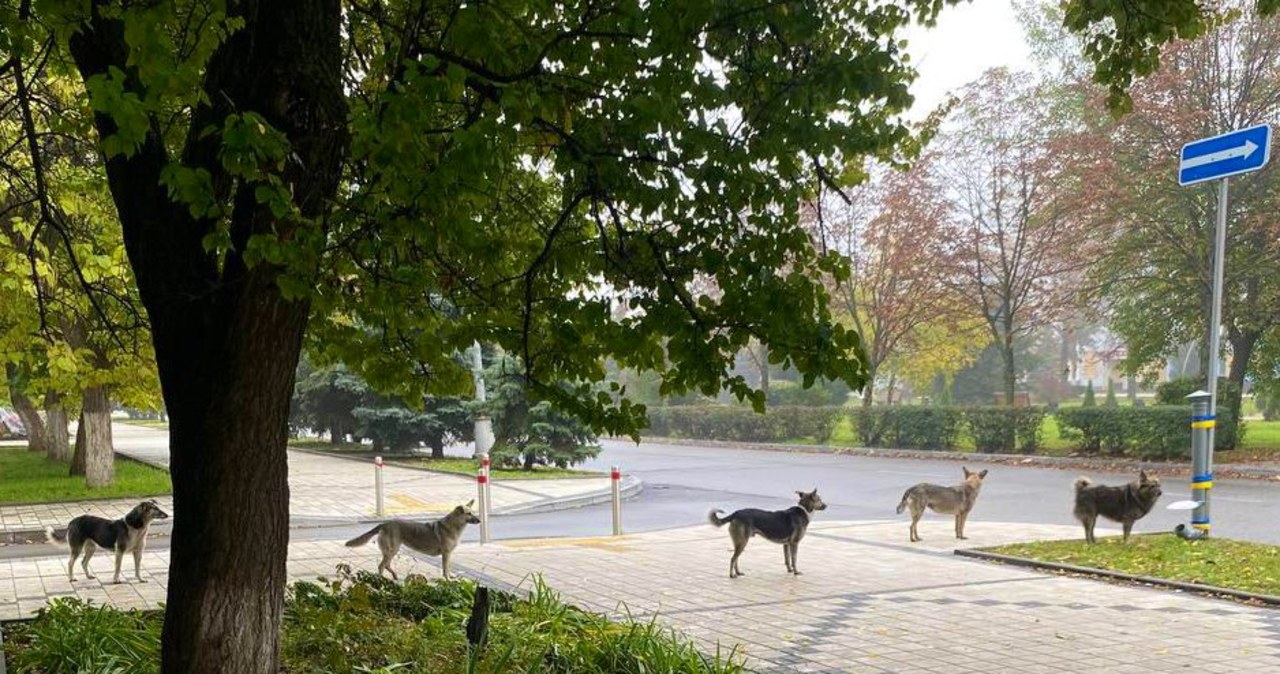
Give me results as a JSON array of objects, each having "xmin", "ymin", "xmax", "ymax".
[
  {"xmin": 345, "ymin": 501, "xmax": 481, "ymax": 579},
  {"xmin": 896, "ymin": 467, "xmax": 988, "ymax": 542}
]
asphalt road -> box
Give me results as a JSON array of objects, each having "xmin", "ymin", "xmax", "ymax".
[{"xmin": 571, "ymin": 439, "xmax": 1280, "ymax": 545}]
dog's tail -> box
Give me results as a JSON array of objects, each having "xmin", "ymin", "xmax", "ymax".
[
  {"xmin": 707, "ymin": 509, "xmax": 732, "ymax": 527},
  {"xmin": 895, "ymin": 488, "xmax": 914, "ymax": 514},
  {"xmin": 1073, "ymin": 476, "xmax": 1094, "ymax": 493},
  {"xmin": 345, "ymin": 524, "xmax": 383, "ymax": 548},
  {"xmin": 44, "ymin": 526, "xmax": 66, "ymax": 547}
]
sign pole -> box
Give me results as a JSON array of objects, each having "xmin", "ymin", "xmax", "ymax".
[{"xmin": 1172, "ymin": 124, "xmax": 1270, "ymax": 538}]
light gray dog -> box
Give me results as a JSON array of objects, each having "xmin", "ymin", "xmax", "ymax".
[
  {"xmin": 896, "ymin": 466, "xmax": 988, "ymax": 542},
  {"xmin": 345, "ymin": 500, "xmax": 481, "ymax": 580},
  {"xmin": 45, "ymin": 499, "xmax": 170, "ymax": 583}
]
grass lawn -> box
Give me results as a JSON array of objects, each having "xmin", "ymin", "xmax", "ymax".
[
  {"xmin": 0, "ymin": 446, "xmax": 171, "ymax": 505},
  {"xmin": 986, "ymin": 534, "xmax": 1280, "ymax": 596}
]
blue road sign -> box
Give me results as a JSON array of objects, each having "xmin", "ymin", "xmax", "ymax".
[{"xmin": 1179, "ymin": 124, "xmax": 1271, "ymax": 186}]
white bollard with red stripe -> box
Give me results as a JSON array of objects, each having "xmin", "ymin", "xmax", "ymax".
[
  {"xmin": 480, "ymin": 455, "xmax": 492, "ymax": 517},
  {"xmin": 611, "ymin": 465, "xmax": 622, "ymax": 536},
  {"xmin": 477, "ymin": 467, "xmax": 490, "ymax": 544},
  {"xmin": 374, "ymin": 456, "xmax": 385, "ymax": 518}
]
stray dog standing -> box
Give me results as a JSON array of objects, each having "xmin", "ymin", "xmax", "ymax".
[
  {"xmin": 45, "ymin": 499, "xmax": 169, "ymax": 583},
  {"xmin": 345, "ymin": 500, "xmax": 481, "ymax": 580},
  {"xmin": 708, "ymin": 489, "xmax": 826, "ymax": 579},
  {"xmin": 896, "ymin": 466, "xmax": 988, "ymax": 542},
  {"xmin": 1074, "ymin": 470, "xmax": 1162, "ymax": 543}
]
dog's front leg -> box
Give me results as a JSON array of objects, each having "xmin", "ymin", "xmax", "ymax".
[{"xmin": 133, "ymin": 547, "xmax": 147, "ymax": 582}]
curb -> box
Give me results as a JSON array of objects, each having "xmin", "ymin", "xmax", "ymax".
[
  {"xmin": 637, "ymin": 437, "xmax": 1280, "ymax": 480},
  {"xmin": 954, "ymin": 548, "xmax": 1280, "ymax": 606},
  {"xmin": 287, "ymin": 445, "xmax": 606, "ymax": 481},
  {"xmin": 495, "ymin": 475, "xmax": 643, "ymax": 516}
]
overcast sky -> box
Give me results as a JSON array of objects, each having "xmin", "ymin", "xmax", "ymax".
[{"xmin": 904, "ymin": 0, "xmax": 1032, "ymax": 118}]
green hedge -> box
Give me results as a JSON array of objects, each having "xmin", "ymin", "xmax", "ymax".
[
  {"xmin": 1156, "ymin": 377, "xmax": 1243, "ymax": 450},
  {"xmin": 645, "ymin": 406, "xmax": 844, "ymax": 443},
  {"xmin": 853, "ymin": 406, "xmax": 961, "ymax": 450},
  {"xmin": 1056, "ymin": 406, "xmax": 1189, "ymax": 459},
  {"xmin": 963, "ymin": 407, "xmax": 1046, "ymax": 454}
]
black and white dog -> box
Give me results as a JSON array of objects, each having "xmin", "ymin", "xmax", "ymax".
[
  {"xmin": 709, "ymin": 489, "xmax": 827, "ymax": 578},
  {"xmin": 45, "ymin": 499, "xmax": 169, "ymax": 583}
]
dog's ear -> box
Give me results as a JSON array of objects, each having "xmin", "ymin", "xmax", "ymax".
[
  {"xmin": 1139, "ymin": 469, "xmax": 1150, "ymax": 482},
  {"xmin": 962, "ymin": 466, "xmax": 972, "ymax": 477},
  {"xmin": 978, "ymin": 469, "xmax": 989, "ymax": 479},
  {"xmin": 466, "ymin": 499, "xmax": 475, "ymax": 507}
]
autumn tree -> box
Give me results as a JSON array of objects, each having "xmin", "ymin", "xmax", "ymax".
[
  {"xmin": 3, "ymin": 0, "xmax": 976, "ymax": 669},
  {"xmin": 0, "ymin": 12, "xmax": 158, "ymax": 484},
  {"xmin": 936, "ymin": 69, "xmax": 1095, "ymax": 405},
  {"xmin": 813, "ymin": 162, "xmax": 977, "ymax": 406},
  {"xmin": 1068, "ymin": 4, "xmax": 1280, "ymax": 447}
]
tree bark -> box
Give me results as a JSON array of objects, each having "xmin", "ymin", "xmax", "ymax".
[
  {"xmin": 430, "ymin": 437, "xmax": 446, "ymax": 460},
  {"xmin": 861, "ymin": 364, "xmax": 877, "ymax": 407},
  {"xmin": 44, "ymin": 394, "xmax": 70, "ymax": 462},
  {"xmin": 82, "ymin": 386, "xmax": 115, "ymax": 487},
  {"xmin": 6, "ymin": 366, "xmax": 47, "ymax": 453},
  {"xmin": 999, "ymin": 339, "xmax": 1017, "ymax": 406},
  {"xmin": 68, "ymin": 0, "xmax": 346, "ymax": 670},
  {"xmin": 71, "ymin": 412, "xmax": 87, "ymax": 476}
]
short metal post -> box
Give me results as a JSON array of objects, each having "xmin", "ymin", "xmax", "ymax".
[
  {"xmin": 374, "ymin": 455, "xmax": 385, "ymax": 518},
  {"xmin": 611, "ymin": 465, "xmax": 622, "ymax": 536},
  {"xmin": 1187, "ymin": 391, "xmax": 1213, "ymax": 537},
  {"xmin": 477, "ymin": 468, "xmax": 490, "ymax": 544},
  {"xmin": 481, "ymin": 455, "xmax": 492, "ymax": 517}
]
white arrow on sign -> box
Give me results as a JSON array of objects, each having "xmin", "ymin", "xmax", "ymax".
[{"xmin": 1181, "ymin": 139, "xmax": 1260, "ymax": 170}]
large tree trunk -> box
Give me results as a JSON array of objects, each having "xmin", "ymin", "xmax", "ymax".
[
  {"xmin": 82, "ymin": 386, "xmax": 115, "ymax": 488},
  {"xmin": 6, "ymin": 366, "xmax": 47, "ymax": 453},
  {"xmin": 71, "ymin": 412, "xmax": 87, "ymax": 476},
  {"xmin": 430, "ymin": 436, "xmax": 446, "ymax": 460},
  {"xmin": 69, "ymin": 0, "xmax": 345, "ymax": 670},
  {"xmin": 44, "ymin": 394, "xmax": 70, "ymax": 462}
]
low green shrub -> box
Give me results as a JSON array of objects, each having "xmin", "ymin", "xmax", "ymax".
[
  {"xmin": 4, "ymin": 569, "xmax": 743, "ymax": 674},
  {"xmin": 852, "ymin": 406, "xmax": 960, "ymax": 450},
  {"xmin": 963, "ymin": 407, "xmax": 1045, "ymax": 454},
  {"xmin": 3, "ymin": 598, "xmax": 160, "ymax": 674},
  {"xmin": 1056, "ymin": 406, "xmax": 1189, "ymax": 459},
  {"xmin": 645, "ymin": 405, "xmax": 844, "ymax": 443},
  {"xmin": 1156, "ymin": 377, "xmax": 1244, "ymax": 450},
  {"xmin": 765, "ymin": 380, "xmax": 849, "ymax": 407}
]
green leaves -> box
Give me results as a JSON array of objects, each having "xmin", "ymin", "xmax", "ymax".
[{"xmin": 83, "ymin": 66, "xmax": 150, "ymax": 158}]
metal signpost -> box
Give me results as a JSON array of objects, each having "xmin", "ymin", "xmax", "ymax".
[{"xmin": 1171, "ymin": 124, "xmax": 1272, "ymax": 538}]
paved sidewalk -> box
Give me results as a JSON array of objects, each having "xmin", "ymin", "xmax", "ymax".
[
  {"xmin": 4, "ymin": 520, "xmax": 1277, "ymax": 672},
  {"xmin": 2, "ymin": 425, "xmax": 630, "ymax": 534}
]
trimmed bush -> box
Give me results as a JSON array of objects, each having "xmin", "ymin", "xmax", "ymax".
[
  {"xmin": 963, "ymin": 407, "xmax": 1046, "ymax": 454},
  {"xmin": 1056, "ymin": 405, "xmax": 1188, "ymax": 459},
  {"xmin": 853, "ymin": 406, "xmax": 961, "ymax": 450},
  {"xmin": 1156, "ymin": 377, "xmax": 1243, "ymax": 451},
  {"xmin": 766, "ymin": 380, "xmax": 849, "ymax": 407},
  {"xmin": 645, "ymin": 406, "xmax": 844, "ymax": 443}
]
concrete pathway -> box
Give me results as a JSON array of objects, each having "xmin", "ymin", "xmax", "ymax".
[
  {"xmin": 3, "ymin": 520, "xmax": 1277, "ymax": 672},
  {"xmin": 1, "ymin": 425, "xmax": 632, "ymax": 535}
]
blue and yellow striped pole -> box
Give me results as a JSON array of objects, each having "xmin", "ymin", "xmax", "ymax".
[{"xmin": 1187, "ymin": 391, "xmax": 1212, "ymax": 536}]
